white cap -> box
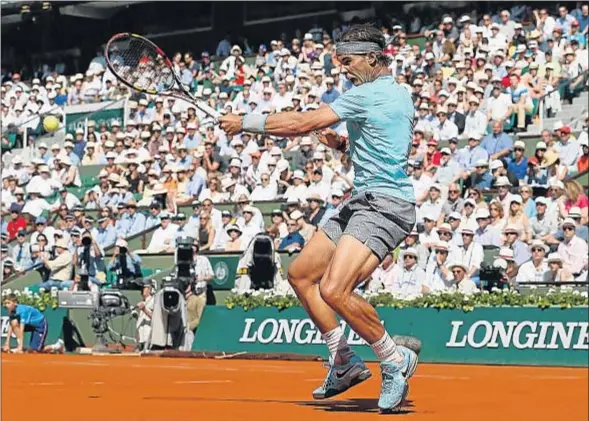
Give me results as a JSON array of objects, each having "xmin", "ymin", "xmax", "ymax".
[
  {"xmin": 290, "ymin": 210, "xmax": 304, "ymax": 220},
  {"xmin": 494, "ymin": 176, "xmax": 511, "ymax": 187},
  {"xmin": 312, "ymin": 151, "xmax": 324, "ymax": 160},
  {"xmin": 514, "ymin": 140, "xmax": 525, "ymax": 149},
  {"xmin": 490, "ymin": 159, "xmax": 504, "ymax": 170},
  {"xmin": 475, "ymin": 208, "xmax": 490, "ymax": 219},
  {"xmin": 510, "ymin": 194, "xmax": 523, "ymax": 204},
  {"xmin": 116, "ymin": 239, "xmax": 128, "ymax": 248},
  {"xmin": 292, "ymin": 170, "xmax": 305, "ymax": 180}
]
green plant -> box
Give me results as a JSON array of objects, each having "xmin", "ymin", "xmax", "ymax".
[
  {"xmin": 1, "ymin": 288, "xmax": 59, "ymax": 312},
  {"xmin": 225, "ymin": 287, "xmax": 589, "ymax": 312}
]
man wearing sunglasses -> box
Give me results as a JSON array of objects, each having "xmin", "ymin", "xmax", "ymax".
[
  {"xmin": 516, "ymin": 240, "xmax": 549, "ymax": 284},
  {"xmin": 557, "ymin": 218, "xmax": 588, "ymax": 281},
  {"xmin": 391, "ymin": 248, "xmax": 426, "ymax": 297},
  {"xmin": 423, "ymin": 241, "xmax": 453, "ymax": 293},
  {"xmin": 447, "ymin": 262, "xmax": 478, "ymax": 294}
]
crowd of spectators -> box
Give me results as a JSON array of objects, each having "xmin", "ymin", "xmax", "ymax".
[{"xmin": 1, "ymin": 4, "xmax": 588, "ymax": 296}]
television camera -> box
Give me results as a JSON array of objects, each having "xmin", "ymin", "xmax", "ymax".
[{"xmin": 161, "ymin": 236, "xmax": 196, "ymax": 313}]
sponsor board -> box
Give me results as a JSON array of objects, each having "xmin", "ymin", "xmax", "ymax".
[{"xmin": 193, "ymin": 307, "xmax": 589, "ymax": 366}]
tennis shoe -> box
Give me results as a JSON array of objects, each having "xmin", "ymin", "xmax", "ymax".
[
  {"xmin": 312, "ymin": 354, "xmax": 371, "ymax": 400},
  {"xmin": 377, "ymin": 346, "xmax": 418, "ymax": 413}
]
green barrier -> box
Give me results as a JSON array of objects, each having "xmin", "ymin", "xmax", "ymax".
[
  {"xmin": 134, "ymin": 251, "xmax": 299, "ymax": 290},
  {"xmin": 1, "ymin": 308, "xmax": 66, "ymax": 348},
  {"xmin": 64, "ymin": 101, "xmax": 126, "ymax": 134},
  {"xmin": 193, "ymin": 306, "xmax": 589, "ymax": 367}
]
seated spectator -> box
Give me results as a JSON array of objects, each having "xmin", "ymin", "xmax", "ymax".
[
  {"xmin": 72, "ymin": 230, "xmax": 106, "ymax": 290},
  {"xmin": 6, "ymin": 204, "xmax": 26, "ymax": 240},
  {"xmin": 457, "ymin": 132, "xmax": 488, "ymax": 171},
  {"xmin": 543, "ymin": 253, "xmax": 573, "ymax": 282},
  {"xmin": 423, "ymin": 241, "xmax": 454, "ymax": 293},
  {"xmin": 468, "ymin": 159, "xmax": 493, "ymax": 190},
  {"xmin": 250, "ymin": 171, "xmax": 278, "ymax": 201},
  {"xmin": 417, "ymin": 185, "xmax": 444, "ymax": 224},
  {"xmin": 144, "ymin": 212, "xmax": 178, "ymax": 254},
  {"xmin": 279, "ymin": 214, "xmax": 305, "ymax": 253},
  {"xmin": 391, "ymin": 248, "xmax": 426, "ymax": 298},
  {"xmin": 505, "ymin": 74, "xmax": 533, "ymax": 132},
  {"xmin": 474, "ymin": 208, "xmax": 502, "ymax": 247},
  {"xmin": 516, "ymin": 240, "xmax": 549, "ymax": 284},
  {"xmin": 3, "ymin": 258, "xmax": 15, "ymax": 279},
  {"xmin": 502, "ymin": 224, "xmax": 532, "ymax": 266},
  {"xmin": 557, "ymin": 218, "xmax": 589, "ymax": 281},
  {"xmin": 225, "ymin": 224, "xmax": 244, "ymax": 251},
  {"xmin": 438, "ymin": 183, "xmax": 464, "ymax": 224},
  {"xmin": 507, "ymin": 140, "xmax": 528, "ymax": 180},
  {"xmin": 505, "ymin": 194, "xmax": 532, "ymax": 243},
  {"xmin": 399, "ymin": 229, "xmax": 430, "ymax": 270},
  {"xmin": 519, "ymin": 185, "xmax": 536, "ymax": 219},
  {"xmin": 306, "ymin": 194, "xmax": 326, "ymax": 226},
  {"xmin": 432, "ymin": 148, "xmax": 462, "ymax": 187},
  {"xmin": 197, "ymin": 211, "xmax": 216, "ymax": 251},
  {"xmin": 447, "ymin": 262, "xmax": 479, "ymax": 294},
  {"xmin": 38, "ymin": 238, "xmax": 73, "ymax": 290},
  {"xmin": 107, "ymin": 239, "xmax": 143, "ymax": 285},
  {"xmin": 456, "ymin": 224, "xmax": 484, "ymax": 285},
  {"xmin": 366, "ymin": 253, "xmax": 397, "ymax": 293},
  {"xmin": 531, "ymin": 197, "xmax": 558, "ymax": 241},
  {"xmin": 560, "ymin": 179, "xmax": 588, "ymax": 225},
  {"xmin": 11, "ymin": 231, "xmax": 32, "ymax": 271}
]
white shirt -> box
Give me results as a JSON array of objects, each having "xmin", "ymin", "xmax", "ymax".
[
  {"xmin": 368, "ymin": 262, "xmax": 398, "ymax": 293},
  {"xmin": 147, "ymin": 223, "xmax": 179, "ymax": 252},
  {"xmin": 31, "ymin": 227, "xmax": 57, "ymax": 247},
  {"xmin": 417, "ymin": 199, "xmax": 444, "ymax": 224},
  {"xmin": 486, "ymin": 94, "xmax": 512, "ymax": 121},
  {"xmin": 239, "ymin": 219, "xmax": 262, "ymax": 248},
  {"xmin": 412, "ymin": 174, "xmax": 433, "ymax": 201},
  {"xmin": 250, "ymin": 182, "xmax": 278, "ymax": 201},
  {"xmin": 284, "ymin": 183, "xmax": 308, "ymax": 204},
  {"xmin": 26, "ymin": 175, "xmax": 61, "ymax": 198},
  {"xmin": 306, "ymin": 181, "xmax": 330, "ymax": 202},
  {"xmin": 464, "ymin": 110, "xmax": 488, "ymax": 138},
  {"xmin": 452, "ymin": 278, "xmax": 479, "ymax": 295},
  {"xmin": 391, "ymin": 264, "xmax": 426, "ymax": 298},
  {"xmin": 425, "ymin": 260, "xmax": 454, "ymax": 292},
  {"xmin": 21, "ymin": 198, "xmax": 52, "ymax": 218},
  {"xmin": 434, "ymin": 120, "xmax": 459, "ymax": 141},
  {"xmin": 457, "ymin": 242, "xmax": 484, "ymax": 273},
  {"xmin": 516, "ymin": 260, "xmax": 549, "ymax": 284}
]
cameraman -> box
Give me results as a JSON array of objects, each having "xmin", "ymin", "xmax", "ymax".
[
  {"xmin": 135, "ymin": 279, "xmax": 154, "ymax": 352},
  {"xmin": 72, "ymin": 230, "xmax": 106, "ymax": 291},
  {"xmin": 185, "ymin": 240, "xmax": 213, "ymax": 332},
  {"xmin": 107, "ymin": 239, "xmax": 143, "ymax": 289}
]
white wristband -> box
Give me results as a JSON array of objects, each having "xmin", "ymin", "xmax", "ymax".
[{"xmin": 242, "ymin": 114, "xmax": 268, "ymax": 134}]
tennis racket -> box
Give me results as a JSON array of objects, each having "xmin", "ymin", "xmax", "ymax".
[{"xmin": 104, "ymin": 32, "xmax": 220, "ymax": 122}]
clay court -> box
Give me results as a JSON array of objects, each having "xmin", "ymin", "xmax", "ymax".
[{"xmin": 2, "ymin": 354, "xmax": 588, "ymax": 421}]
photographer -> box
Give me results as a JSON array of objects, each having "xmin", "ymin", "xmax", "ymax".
[
  {"xmin": 72, "ymin": 230, "xmax": 106, "ymax": 291},
  {"xmin": 185, "ymin": 240, "xmax": 213, "ymax": 332},
  {"xmin": 135, "ymin": 279, "xmax": 154, "ymax": 352},
  {"xmin": 107, "ymin": 239, "xmax": 143, "ymax": 289}
]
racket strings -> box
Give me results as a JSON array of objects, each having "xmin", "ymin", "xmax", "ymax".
[{"xmin": 107, "ymin": 36, "xmax": 176, "ymax": 93}]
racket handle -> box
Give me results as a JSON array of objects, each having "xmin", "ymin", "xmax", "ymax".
[{"xmin": 195, "ymin": 100, "xmax": 221, "ymax": 121}]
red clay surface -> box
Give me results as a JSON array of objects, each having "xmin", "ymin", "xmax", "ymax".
[{"xmin": 1, "ymin": 354, "xmax": 588, "ymax": 421}]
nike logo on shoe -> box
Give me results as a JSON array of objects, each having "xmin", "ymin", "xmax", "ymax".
[{"xmin": 335, "ymin": 365, "xmax": 354, "ymax": 379}]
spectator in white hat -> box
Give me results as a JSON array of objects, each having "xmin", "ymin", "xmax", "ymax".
[
  {"xmin": 433, "ymin": 106, "xmax": 459, "ymax": 141},
  {"xmin": 432, "ymin": 148, "xmax": 462, "ymax": 187},
  {"xmin": 446, "ymin": 261, "xmax": 478, "ymax": 294},
  {"xmin": 474, "ymin": 207, "xmax": 502, "ymax": 247},
  {"xmin": 502, "ymin": 224, "xmax": 531, "ymax": 266},
  {"xmin": 390, "ymin": 248, "xmax": 426, "ymax": 298},
  {"xmin": 516, "ymin": 240, "xmax": 549, "ymax": 284},
  {"xmin": 456, "ymin": 132, "xmax": 488, "ymax": 171},
  {"xmin": 530, "ymin": 197, "xmax": 557, "ymax": 241},
  {"xmin": 504, "ymin": 194, "xmax": 532, "ymax": 243},
  {"xmin": 144, "ymin": 212, "xmax": 178, "ymax": 254},
  {"xmin": 463, "ymin": 95, "xmax": 487, "ymax": 139},
  {"xmin": 456, "ymin": 223, "xmax": 484, "ymax": 285},
  {"xmin": 250, "ymin": 171, "xmax": 278, "ymax": 201},
  {"xmin": 557, "ymin": 218, "xmax": 588, "ymax": 281},
  {"xmin": 284, "ymin": 169, "xmax": 308, "ymax": 204},
  {"xmin": 417, "ymin": 184, "xmax": 444, "ymax": 224},
  {"xmin": 423, "ymin": 241, "xmax": 454, "ymax": 293},
  {"xmin": 544, "ymin": 253, "xmax": 573, "ymax": 283}
]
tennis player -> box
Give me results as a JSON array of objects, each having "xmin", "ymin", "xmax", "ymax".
[{"xmin": 220, "ymin": 24, "xmax": 417, "ymax": 412}]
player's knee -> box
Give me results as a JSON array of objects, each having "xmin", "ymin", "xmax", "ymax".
[
  {"xmin": 319, "ymin": 280, "xmax": 346, "ymax": 309},
  {"xmin": 287, "ymin": 261, "xmax": 309, "ymax": 290},
  {"xmin": 9, "ymin": 319, "xmax": 19, "ymax": 328}
]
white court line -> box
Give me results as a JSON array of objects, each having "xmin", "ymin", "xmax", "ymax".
[
  {"xmin": 174, "ymin": 380, "xmax": 233, "ymax": 384},
  {"xmin": 414, "ymin": 374, "xmax": 471, "ymax": 380},
  {"xmin": 29, "ymin": 382, "xmax": 64, "ymax": 386},
  {"xmin": 516, "ymin": 375, "xmax": 585, "ymax": 380}
]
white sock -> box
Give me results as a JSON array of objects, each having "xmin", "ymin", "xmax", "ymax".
[
  {"xmin": 371, "ymin": 331, "xmax": 404, "ymax": 364},
  {"xmin": 323, "ymin": 327, "xmax": 353, "ymax": 365}
]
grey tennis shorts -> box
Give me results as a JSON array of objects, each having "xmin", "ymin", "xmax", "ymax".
[{"xmin": 322, "ymin": 191, "xmax": 416, "ymax": 262}]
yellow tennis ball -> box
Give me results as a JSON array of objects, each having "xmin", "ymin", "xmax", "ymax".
[{"xmin": 43, "ymin": 115, "xmax": 60, "ymax": 132}]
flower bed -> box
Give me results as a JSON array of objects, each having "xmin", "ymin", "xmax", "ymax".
[
  {"xmin": 226, "ymin": 287, "xmax": 589, "ymax": 312},
  {"xmin": 1, "ymin": 288, "xmax": 59, "ymax": 311}
]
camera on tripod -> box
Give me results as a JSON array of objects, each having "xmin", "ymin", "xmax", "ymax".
[
  {"xmin": 160, "ymin": 236, "xmax": 196, "ymax": 313},
  {"xmin": 480, "ymin": 262, "xmax": 508, "ymax": 291},
  {"xmin": 112, "ymin": 239, "xmax": 143, "ymax": 290}
]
